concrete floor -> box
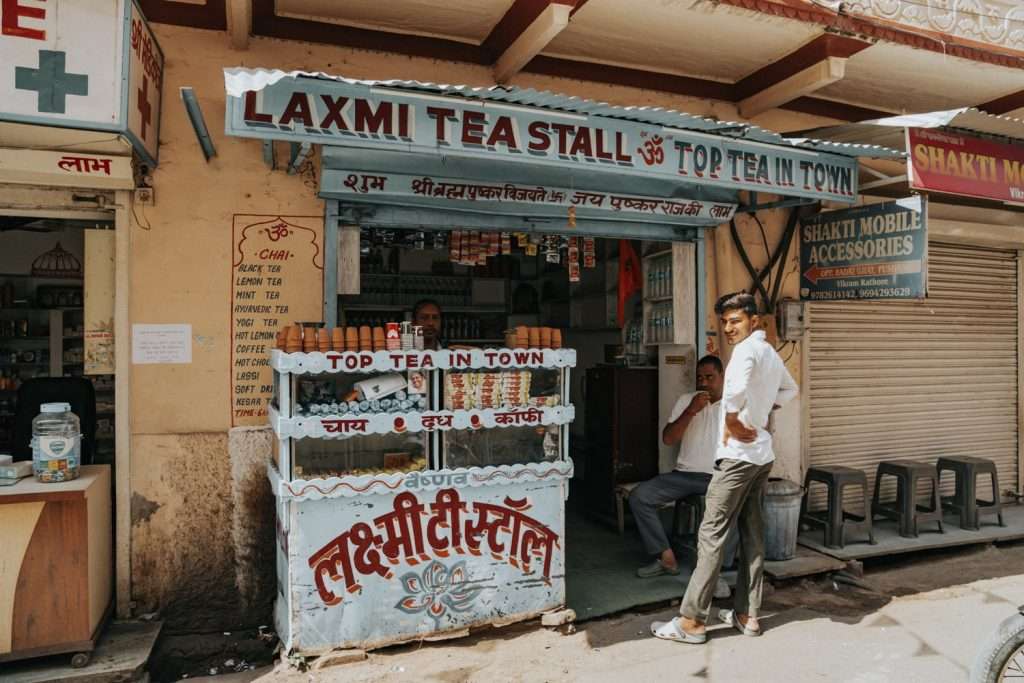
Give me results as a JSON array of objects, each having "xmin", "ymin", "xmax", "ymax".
[{"xmin": 207, "ymin": 540, "xmax": 1024, "ymax": 682}]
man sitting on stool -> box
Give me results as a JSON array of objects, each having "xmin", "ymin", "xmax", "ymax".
[{"xmin": 630, "ymin": 355, "xmax": 732, "ymax": 599}]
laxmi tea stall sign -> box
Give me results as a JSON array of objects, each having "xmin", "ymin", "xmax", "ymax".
[
  {"xmin": 907, "ymin": 127, "xmax": 1024, "ymax": 203},
  {"xmin": 799, "ymin": 196, "xmax": 927, "ymax": 301},
  {"xmin": 224, "ymin": 69, "xmax": 859, "ymax": 204},
  {"xmin": 231, "ymin": 215, "xmax": 323, "ymax": 427},
  {"xmin": 0, "ymin": 0, "xmax": 163, "ymax": 165}
]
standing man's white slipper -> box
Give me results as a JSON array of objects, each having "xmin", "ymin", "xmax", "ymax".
[
  {"xmin": 719, "ymin": 609, "xmax": 762, "ymax": 637},
  {"xmin": 651, "ymin": 618, "xmax": 707, "ymax": 643}
]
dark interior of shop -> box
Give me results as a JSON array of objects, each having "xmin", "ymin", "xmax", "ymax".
[
  {"xmin": 0, "ymin": 218, "xmax": 117, "ymax": 469},
  {"xmin": 327, "ymin": 227, "xmax": 711, "ymax": 618}
]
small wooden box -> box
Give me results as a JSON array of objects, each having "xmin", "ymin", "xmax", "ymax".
[{"xmin": 0, "ymin": 465, "xmax": 112, "ymax": 664}]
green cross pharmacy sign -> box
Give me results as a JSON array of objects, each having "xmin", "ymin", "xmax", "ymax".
[{"xmin": 1, "ymin": 0, "xmax": 164, "ymax": 165}]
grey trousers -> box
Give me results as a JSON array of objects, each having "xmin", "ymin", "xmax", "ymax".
[
  {"xmin": 679, "ymin": 458, "xmax": 773, "ymax": 622},
  {"xmin": 629, "ymin": 470, "xmax": 740, "ymax": 566}
]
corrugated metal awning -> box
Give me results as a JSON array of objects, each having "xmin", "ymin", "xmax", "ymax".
[{"xmin": 790, "ymin": 107, "xmax": 1024, "ymax": 152}]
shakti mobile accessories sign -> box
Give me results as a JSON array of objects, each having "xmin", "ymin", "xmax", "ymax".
[
  {"xmin": 799, "ymin": 196, "xmax": 927, "ymax": 301},
  {"xmin": 0, "ymin": 0, "xmax": 163, "ymax": 165},
  {"xmin": 224, "ymin": 69, "xmax": 859, "ymax": 204}
]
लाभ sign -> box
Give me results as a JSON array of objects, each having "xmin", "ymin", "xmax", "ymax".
[
  {"xmin": 799, "ymin": 196, "xmax": 927, "ymax": 301},
  {"xmin": 224, "ymin": 69, "xmax": 859, "ymax": 204}
]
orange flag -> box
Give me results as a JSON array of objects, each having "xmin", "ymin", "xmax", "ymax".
[{"xmin": 618, "ymin": 239, "xmax": 642, "ymax": 327}]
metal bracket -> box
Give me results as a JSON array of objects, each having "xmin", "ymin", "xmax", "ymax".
[
  {"xmin": 263, "ymin": 140, "xmax": 276, "ymax": 170},
  {"xmin": 739, "ymin": 193, "xmax": 818, "ymax": 213},
  {"xmin": 179, "ymin": 87, "xmax": 217, "ymax": 162},
  {"xmin": 288, "ymin": 142, "xmax": 312, "ymax": 175}
]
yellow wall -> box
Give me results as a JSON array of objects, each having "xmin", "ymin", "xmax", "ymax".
[{"xmin": 130, "ymin": 23, "xmax": 835, "ymax": 627}]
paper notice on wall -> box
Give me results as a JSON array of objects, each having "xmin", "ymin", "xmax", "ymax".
[
  {"xmin": 231, "ymin": 215, "xmax": 324, "ymax": 427},
  {"xmin": 132, "ymin": 324, "xmax": 192, "ymax": 364}
]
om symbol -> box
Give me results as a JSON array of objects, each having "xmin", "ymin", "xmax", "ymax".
[
  {"xmin": 637, "ymin": 135, "xmax": 665, "ymax": 166},
  {"xmin": 264, "ymin": 223, "xmax": 291, "ymax": 242}
]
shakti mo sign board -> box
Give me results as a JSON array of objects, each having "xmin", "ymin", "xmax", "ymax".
[
  {"xmin": 224, "ymin": 70, "xmax": 859, "ymax": 204},
  {"xmin": 800, "ymin": 197, "xmax": 927, "ymax": 301}
]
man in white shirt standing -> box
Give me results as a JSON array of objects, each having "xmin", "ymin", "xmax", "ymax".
[
  {"xmin": 629, "ymin": 356, "xmax": 731, "ymax": 600},
  {"xmin": 652, "ymin": 292, "xmax": 798, "ymax": 644}
]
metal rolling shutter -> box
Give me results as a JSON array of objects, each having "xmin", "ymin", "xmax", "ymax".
[{"xmin": 807, "ymin": 243, "xmax": 1019, "ymax": 507}]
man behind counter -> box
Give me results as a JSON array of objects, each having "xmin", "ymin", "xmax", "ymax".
[{"xmin": 412, "ymin": 299, "xmax": 443, "ymax": 350}]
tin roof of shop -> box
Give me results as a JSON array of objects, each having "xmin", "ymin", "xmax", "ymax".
[
  {"xmin": 790, "ymin": 107, "xmax": 1024, "ymax": 151},
  {"xmin": 223, "ymin": 68, "xmax": 903, "ymax": 159}
]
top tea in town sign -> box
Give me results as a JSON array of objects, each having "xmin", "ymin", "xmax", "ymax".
[
  {"xmin": 224, "ymin": 70, "xmax": 858, "ymax": 204},
  {"xmin": 0, "ymin": 0, "xmax": 163, "ymax": 165}
]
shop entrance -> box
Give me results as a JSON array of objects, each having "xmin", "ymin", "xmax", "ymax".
[
  {"xmin": 0, "ymin": 216, "xmax": 117, "ymax": 465},
  {"xmin": 333, "ymin": 226, "xmax": 702, "ymax": 620}
]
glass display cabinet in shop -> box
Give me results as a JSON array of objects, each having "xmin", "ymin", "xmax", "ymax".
[{"xmin": 266, "ymin": 341, "xmax": 576, "ymax": 656}]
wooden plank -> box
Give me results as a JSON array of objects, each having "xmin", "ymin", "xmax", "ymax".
[
  {"xmin": 764, "ymin": 545, "xmax": 845, "ymax": 580},
  {"xmin": 11, "ymin": 498, "xmax": 91, "ymax": 651},
  {"xmin": 86, "ymin": 467, "xmax": 112, "ymax": 639},
  {"xmin": 0, "ymin": 466, "xmax": 110, "ymax": 503},
  {"xmin": 0, "ymin": 502, "xmax": 45, "ymax": 654}
]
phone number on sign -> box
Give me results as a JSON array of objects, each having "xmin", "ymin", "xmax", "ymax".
[{"xmin": 806, "ymin": 287, "xmax": 914, "ymax": 300}]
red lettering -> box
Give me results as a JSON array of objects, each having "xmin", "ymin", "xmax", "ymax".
[
  {"xmin": 550, "ymin": 123, "xmax": 574, "ymax": 155},
  {"xmin": 2, "ymin": 0, "xmax": 46, "ymax": 40},
  {"xmin": 486, "ymin": 116, "xmax": 518, "ymax": 149},
  {"xmin": 528, "ymin": 121, "xmax": 550, "ymax": 152},
  {"xmin": 498, "ymin": 351, "xmax": 512, "ymax": 365},
  {"xmin": 353, "ymin": 99, "xmax": 392, "ymax": 135},
  {"xmin": 279, "ymin": 92, "xmax": 313, "ymax": 127},
  {"xmin": 359, "ymin": 354, "xmax": 373, "ymax": 369},
  {"xmin": 319, "ymin": 94, "xmax": 349, "ymax": 130},
  {"xmin": 244, "ymin": 91, "xmax": 273, "ymax": 124},
  {"xmin": 484, "ymin": 351, "xmax": 499, "ymax": 365},
  {"xmin": 406, "ymin": 354, "xmax": 420, "ymax": 369},
  {"xmin": 257, "ymin": 249, "xmax": 292, "ymax": 260},
  {"xmin": 451, "ymin": 351, "xmax": 472, "ymax": 368},
  {"xmin": 328, "ymin": 354, "xmax": 342, "ymax": 370},
  {"xmin": 615, "ymin": 132, "xmax": 632, "ymax": 163},
  {"xmin": 389, "ymin": 353, "xmax": 403, "ymax": 369},
  {"xmin": 594, "ymin": 129, "xmax": 614, "ymax": 161},
  {"xmin": 461, "ymin": 110, "xmax": 486, "ymax": 145},
  {"xmin": 420, "ymin": 353, "xmax": 434, "ymax": 369},
  {"xmin": 398, "ymin": 103, "xmax": 410, "ymax": 138},
  {"xmin": 568, "ymin": 127, "xmax": 593, "ymax": 157},
  {"xmin": 427, "ymin": 106, "xmax": 455, "ymax": 142}
]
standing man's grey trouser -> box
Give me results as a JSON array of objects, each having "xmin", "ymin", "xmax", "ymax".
[{"xmin": 679, "ymin": 458, "xmax": 773, "ymax": 622}]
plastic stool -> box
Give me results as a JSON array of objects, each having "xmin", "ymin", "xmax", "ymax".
[
  {"xmin": 801, "ymin": 465, "xmax": 875, "ymax": 548},
  {"xmin": 872, "ymin": 460, "xmax": 945, "ymax": 538},
  {"xmin": 936, "ymin": 456, "xmax": 1005, "ymax": 530}
]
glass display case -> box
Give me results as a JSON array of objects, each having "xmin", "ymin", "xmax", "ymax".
[{"xmin": 269, "ymin": 347, "xmax": 575, "ymax": 480}]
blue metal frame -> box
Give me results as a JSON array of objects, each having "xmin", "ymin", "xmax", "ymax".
[
  {"xmin": 323, "ymin": 200, "xmax": 339, "ymax": 327},
  {"xmin": 180, "ymin": 87, "xmax": 217, "ymax": 161},
  {"xmin": 696, "ymin": 233, "xmax": 707, "ymax": 358}
]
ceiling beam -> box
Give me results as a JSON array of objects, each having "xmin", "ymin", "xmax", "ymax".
[
  {"xmin": 483, "ymin": 1, "xmax": 577, "ymax": 82},
  {"xmin": 734, "ymin": 34, "xmax": 870, "ymax": 117},
  {"xmin": 225, "ymin": 0, "xmax": 251, "ymax": 50},
  {"xmin": 739, "ymin": 56, "xmax": 846, "ymax": 118},
  {"xmin": 978, "ymin": 89, "xmax": 1024, "ymax": 116}
]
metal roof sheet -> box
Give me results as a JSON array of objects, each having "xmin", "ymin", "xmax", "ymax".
[
  {"xmin": 223, "ymin": 67, "xmax": 903, "ymax": 159},
  {"xmin": 792, "ymin": 107, "xmax": 1024, "ymax": 151}
]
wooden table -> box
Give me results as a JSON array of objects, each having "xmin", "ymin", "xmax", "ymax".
[{"xmin": 0, "ymin": 465, "xmax": 112, "ymax": 667}]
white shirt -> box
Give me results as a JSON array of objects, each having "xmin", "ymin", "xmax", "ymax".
[
  {"xmin": 717, "ymin": 330, "xmax": 799, "ymax": 466},
  {"xmin": 666, "ymin": 393, "xmax": 723, "ymax": 474}
]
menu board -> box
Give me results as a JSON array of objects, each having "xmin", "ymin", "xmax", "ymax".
[{"xmin": 231, "ymin": 215, "xmax": 323, "ymax": 426}]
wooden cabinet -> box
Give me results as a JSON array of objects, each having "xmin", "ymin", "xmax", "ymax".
[
  {"xmin": 0, "ymin": 465, "xmax": 112, "ymax": 666},
  {"xmin": 583, "ymin": 367, "xmax": 659, "ymax": 519}
]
